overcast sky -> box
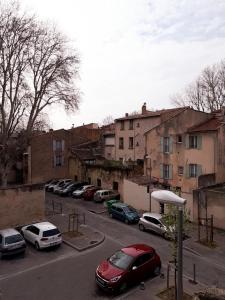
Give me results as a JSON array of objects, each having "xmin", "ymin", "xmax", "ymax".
[{"xmin": 20, "ymin": 0, "xmax": 225, "ymax": 129}]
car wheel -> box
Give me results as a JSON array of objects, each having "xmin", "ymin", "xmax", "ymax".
[
  {"xmin": 153, "ymin": 265, "xmax": 161, "ymax": 276},
  {"xmin": 139, "ymin": 224, "xmax": 145, "ymax": 231},
  {"xmin": 35, "ymin": 241, "xmax": 40, "ymax": 250},
  {"xmin": 125, "ymin": 219, "xmax": 129, "ymax": 224}
]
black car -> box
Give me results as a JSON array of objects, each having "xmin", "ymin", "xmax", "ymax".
[{"xmin": 59, "ymin": 182, "xmax": 88, "ymax": 197}]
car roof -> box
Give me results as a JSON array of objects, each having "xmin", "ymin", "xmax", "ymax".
[
  {"xmin": 122, "ymin": 244, "xmax": 154, "ymax": 257},
  {"xmin": 31, "ymin": 222, "xmax": 57, "ymax": 231},
  {"xmin": 98, "ymin": 189, "xmax": 113, "ymax": 193},
  {"xmin": 0, "ymin": 228, "xmax": 21, "ymax": 237},
  {"xmin": 142, "ymin": 212, "xmax": 162, "ymax": 220}
]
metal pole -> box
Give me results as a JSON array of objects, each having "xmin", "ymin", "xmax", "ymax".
[{"xmin": 177, "ymin": 207, "xmax": 183, "ymax": 300}]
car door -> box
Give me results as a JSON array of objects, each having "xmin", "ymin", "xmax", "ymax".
[
  {"xmin": 24, "ymin": 226, "xmax": 39, "ymax": 244},
  {"xmin": 130, "ymin": 253, "xmax": 155, "ymax": 284},
  {"xmin": 0, "ymin": 234, "xmax": 3, "ymax": 251}
]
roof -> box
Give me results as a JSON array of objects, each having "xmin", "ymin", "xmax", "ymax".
[
  {"xmin": 122, "ymin": 244, "xmax": 154, "ymax": 257},
  {"xmin": 33, "ymin": 222, "xmax": 57, "ymax": 230},
  {"xmin": 0, "ymin": 228, "xmax": 20, "ymax": 237},
  {"xmin": 115, "ymin": 107, "xmax": 188, "ymax": 122},
  {"xmin": 187, "ymin": 117, "xmax": 222, "ymax": 133},
  {"xmin": 142, "ymin": 212, "xmax": 162, "ymax": 220}
]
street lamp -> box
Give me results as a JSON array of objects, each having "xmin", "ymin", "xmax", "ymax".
[
  {"xmin": 145, "ymin": 154, "xmax": 152, "ymax": 212},
  {"xmin": 151, "ymin": 190, "xmax": 186, "ymax": 300}
]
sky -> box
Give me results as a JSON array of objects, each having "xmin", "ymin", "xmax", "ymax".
[{"xmin": 19, "ymin": 0, "xmax": 225, "ymax": 130}]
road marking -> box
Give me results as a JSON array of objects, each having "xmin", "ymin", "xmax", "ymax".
[{"xmin": 0, "ymin": 251, "xmax": 79, "ymax": 282}]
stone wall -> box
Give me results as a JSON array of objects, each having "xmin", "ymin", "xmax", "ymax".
[{"xmin": 0, "ymin": 184, "xmax": 45, "ymax": 229}]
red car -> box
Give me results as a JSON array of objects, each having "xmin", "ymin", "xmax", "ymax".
[
  {"xmin": 95, "ymin": 244, "xmax": 161, "ymax": 294},
  {"xmin": 83, "ymin": 187, "xmax": 100, "ymax": 201}
]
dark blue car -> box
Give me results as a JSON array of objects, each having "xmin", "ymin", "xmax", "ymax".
[{"xmin": 109, "ymin": 202, "xmax": 140, "ymax": 224}]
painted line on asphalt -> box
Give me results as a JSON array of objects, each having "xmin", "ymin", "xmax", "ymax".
[{"xmin": 0, "ymin": 251, "xmax": 79, "ymax": 282}]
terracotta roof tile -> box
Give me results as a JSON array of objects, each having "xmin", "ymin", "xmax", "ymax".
[{"xmin": 187, "ymin": 117, "xmax": 221, "ymax": 133}]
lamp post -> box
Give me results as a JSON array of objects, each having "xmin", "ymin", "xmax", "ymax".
[
  {"xmin": 151, "ymin": 190, "xmax": 186, "ymax": 300},
  {"xmin": 145, "ymin": 154, "xmax": 152, "ymax": 212}
]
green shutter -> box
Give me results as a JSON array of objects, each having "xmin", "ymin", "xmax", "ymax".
[
  {"xmin": 185, "ymin": 165, "xmax": 190, "ymax": 178},
  {"xmin": 185, "ymin": 134, "xmax": 189, "ymax": 149},
  {"xmin": 160, "ymin": 164, "xmax": 163, "ymax": 179},
  {"xmin": 160, "ymin": 137, "xmax": 164, "ymax": 153},
  {"xmin": 169, "ymin": 137, "xmax": 173, "ymax": 153},
  {"xmin": 169, "ymin": 164, "xmax": 173, "ymax": 179},
  {"xmin": 197, "ymin": 164, "xmax": 202, "ymax": 176},
  {"xmin": 197, "ymin": 135, "xmax": 202, "ymax": 150}
]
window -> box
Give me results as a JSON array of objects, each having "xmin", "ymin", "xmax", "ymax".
[
  {"xmin": 137, "ymin": 122, "xmax": 140, "ymax": 128},
  {"xmin": 129, "ymin": 120, "xmax": 134, "ymax": 130},
  {"xmin": 56, "ymin": 140, "xmax": 62, "ymax": 150},
  {"xmin": 119, "ymin": 137, "xmax": 124, "ymax": 149},
  {"xmin": 119, "ymin": 157, "xmax": 123, "ymax": 161},
  {"xmin": 113, "ymin": 181, "xmax": 118, "ymax": 190},
  {"xmin": 53, "ymin": 139, "xmax": 65, "ymax": 151},
  {"xmin": 160, "ymin": 203, "xmax": 165, "ymax": 214},
  {"xmin": 160, "ymin": 137, "xmax": 173, "ymax": 153},
  {"xmin": 189, "ymin": 164, "xmax": 197, "ymax": 177},
  {"xmin": 163, "ymin": 164, "xmax": 170, "ymax": 179},
  {"xmin": 177, "ymin": 135, "xmax": 182, "ymax": 143},
  {"xmin": 74, "ymin": 175, "xmax": 78, "ymax": 181},
  {"xmin": 120, "ymin": 121, "xmax": 124, "ymax": 130},
  {"xmin": 55, "ymin": 154, "xmax": 64, "ymax": 167},
  {"xmin": 129, "ymin": 137, "xmax": 134, "ymax": 149},
  {"xmin": 136, "ymin": 142, "xmax": 139, "ymax": 147},
  {"xmin": 160, "ymin": 164, "xmax": 173, "ymax": 180},
  {"xmin": 178, "ymin": 166, "xmax": 184, "ymax": 176},
  {"xmin": 88, "ymin": 177, "xmax": 91, "ymax": 184},
  {"xmin": 164, "ymin": 137, "xmax": 169, "ymax": 153},
  {"xmin": 189, "ymin": 136, "xmax": 198, "ymax": 149},
  {"xmin": 97, "ymin": 178, "xmax": 101, "ymax": 187}
]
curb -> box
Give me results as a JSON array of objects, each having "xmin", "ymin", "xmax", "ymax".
[{"xmin": 62, "ymin": 228, "xmax": 105, "ymax": 252}]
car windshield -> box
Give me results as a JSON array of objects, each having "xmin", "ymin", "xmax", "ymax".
[
  {"xmin": 109, "ymin": 250, "xmax": 133, "ymax": 270},
  {"xmin": 123, "ymin": 206, "xmax": 136, "ymax": 214},
  {"xmin": 5, "ymin": 234, "xmax": 23, "ymax": 244},
  {"xmin": 43, "ymin": 228, "xmax": 60, "ymax": 237}
]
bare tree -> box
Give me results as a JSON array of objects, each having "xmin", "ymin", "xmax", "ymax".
[
  {"xmin": 171, "ymin": 60, "xmax": 225, "ymax": 112},
  {"xmin": 102, "ymin": 115, "xmax": 114, "ymax": 126},
  {"xmin": 0, "ymin": 1, "xmax": 80, "ymax": 186}
]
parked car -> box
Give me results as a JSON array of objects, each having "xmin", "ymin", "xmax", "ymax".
[
  {"xmin": 53, "ymin": 179, "xmax": 72, "ymax": 193},
  {"xmin": 44, "ymin": 179, "xmax": 55, "ymax": 191},
  {"xmin": 83, "ymin": 187, "xmax": 101, "ymax": 201},
  {"xmin": 72, "ymin": 185, "xmax": 95, "ymax": 198},
  {"xmin": 59, "ymin": 181, "xmax": 88, "ymax": 197},
  {"xmin": 95, "ymin": 244, "xmax": 161, "ymax": 293},
  {"xmin": 138, "ymin": 212, "xmax": 172, "ymax": 238},
  {"xmin": 0, "ymin": 228, "xmax": 26, "ymax": 258},
  {"xmin": 94, "ymin": 189, "xmax": 120, "ymax": 203},
  {"xmin": 109, "ymin": 203, "xmax": 139, "ymax": 224},
  {"xmin": 21, "ymin": 222, "xmax": 62, "ymax": 250},
  {"xmin": 46, "ymin": 179, "xmax": 60, "ymax": 192},
  {"xmin": 54, "ymin": 181, "xmax": 74, "ymax": 195}
]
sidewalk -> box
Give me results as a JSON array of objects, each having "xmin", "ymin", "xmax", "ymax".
[{"xmin": 47, "ymin": 213, "xmax": 105, "ymax": 251}]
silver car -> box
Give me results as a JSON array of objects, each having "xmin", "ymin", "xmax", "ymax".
[
  {"xmin": 0, "ymin": 228, "xmax": 26, "ymax": 258},
  {"xmin": 138, "ymin": 212, "xmax": 169, "ymax": 238}
]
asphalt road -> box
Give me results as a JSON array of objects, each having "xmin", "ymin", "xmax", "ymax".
[{"xmin": 0, "ymin": 193, "xmax": 224, "ymax": 300}]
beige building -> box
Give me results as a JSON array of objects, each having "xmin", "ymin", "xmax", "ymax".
[
  {"xmin": 144, "ymin": 108, "xmax": 225, "ymax": 220},
  {"xmin": 114, "ymin": 103, "xmax": 187, "ymax": 163}
]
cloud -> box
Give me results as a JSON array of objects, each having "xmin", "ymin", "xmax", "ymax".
[{"xmin": 19, "ymin": 0, "xmax": 225, "ymax": 129}]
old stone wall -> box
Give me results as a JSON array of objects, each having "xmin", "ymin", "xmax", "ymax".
[{"xmin": 0, "ymin": 184, "xmax": 45, "ymax": 229}]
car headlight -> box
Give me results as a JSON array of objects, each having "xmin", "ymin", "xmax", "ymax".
[{"xmin": 110, "ymin": 275, "xmax": 121, "ymax": 283}]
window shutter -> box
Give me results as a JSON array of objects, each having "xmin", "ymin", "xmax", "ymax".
[
  {"xmin": 160, "ymin": 137, "xmax": 164, "ymax": 153},
  {"xmin": 185, "ymin": 165, "xmax": 190, "ymax": 178},
  {"xmin": 53, "ymin": 140, "xmax": 56, "ymax": 151},
  {"xmin": 197, "ymin": 164, "xmax": 202, "ymax": 176},
  {"xmin": 197, "ymin": 136, "xmax": 202, "ymax": 150},
  {"xmin": 169, "ymin": 164, "xmax": 173, "ymax": 179},
  {"xmin": 185, "ymin": 135, "xmax": 189, "ymax": 149},
  {"xmin": 160, "ymin": 164, "xmax": 163, "ymax": 179},
  {"xmin": 169, "ymin": 137, "xmax": 173, "ymax": 153},
  {"xmin": 62, "ymin": 139, "xmax": 65, "ymax": 151},
  {"xmin": 53, "ymin": 154, "xmax": 56, "ymax": 167}
]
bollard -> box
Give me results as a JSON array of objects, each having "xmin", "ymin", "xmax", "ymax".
[{"xmin": 189, "ymin": 263, "xmax": 197, "ymax": 285}]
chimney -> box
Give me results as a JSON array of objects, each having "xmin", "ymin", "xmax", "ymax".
[
  {"xmin": 142, "ymin": 102, "xmax": 147, "ymax": 114},
  {"xmin": 125, "ymin": 113, "xmax": 129, "ymax": 117}
]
